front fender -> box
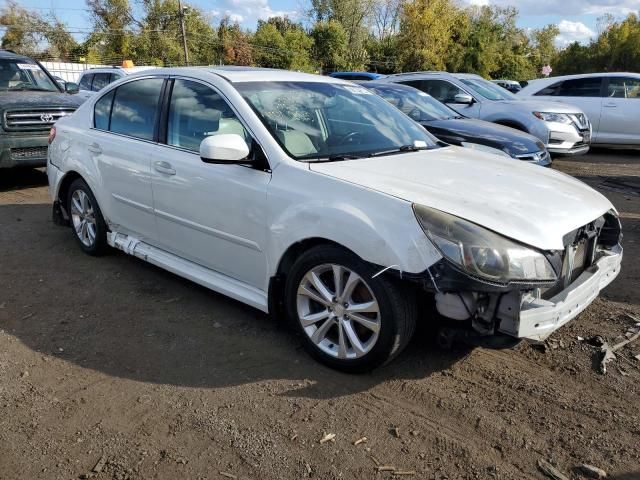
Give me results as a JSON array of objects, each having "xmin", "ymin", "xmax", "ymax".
[{"xmin": 266, "ymin": 167, "xmax": 442, "ymax": 278}]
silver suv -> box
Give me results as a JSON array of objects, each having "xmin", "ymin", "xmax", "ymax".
[
  {"xmin": 77, "ymin": 66, "xmax": 155, "ymax": 101},
  {"xmin": 381, "ymin": 72, "xmax": 592, "ymax": 156}
]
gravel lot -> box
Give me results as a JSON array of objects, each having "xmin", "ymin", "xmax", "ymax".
[{"xmin": 1, "ymin": 150, "xmax": 639, "ymax": 480}]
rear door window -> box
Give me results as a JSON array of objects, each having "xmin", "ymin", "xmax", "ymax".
[
  {"xmin": 79, "ymin": 73, "xmax": 93, "ymax": 91},
  {"xmin": 399, "ymin": 79, "xmax": 465, "ymax": 103},
  {"xmin": 109, "ymin": 78, "xmax": 164, "ymax": 141},
  {"xmin": 607, "ymin": 77, "xmax": 640, "ymax": 98},
  {"xmin": 94, "ymin": 90, "xmax": 115, "ymax": 130},
  {"xmin": 536, "ymin": 78, "xmax": 602, "ymax": 97},
  {"xmin": 91, "ymin": 73, "xmax": 112, "ymax": 91}
]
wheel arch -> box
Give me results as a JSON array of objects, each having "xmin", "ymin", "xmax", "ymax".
[
  {"xmin": 56, "ymin": 170, "xmax": 84, "ymax": 208},
  {"xmin": 493, "ymin": 119, "xmax": 528, "ymax": 132}
]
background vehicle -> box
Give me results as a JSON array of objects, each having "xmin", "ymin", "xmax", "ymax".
[
  {"xmin": 77, "ymin": 65, "xmax": 155, "ymax": 100},
  {"xmin": 329, "ymin": 71, "xmax": 385, "ymax": 81},
  {"xmin": 519, "ymin": 73, "xmax": 640, "ymax": 147},
  {"xmin": 0, "ymin": 49, "xmax": 81, "ymax": 169},
  {"xmin": 363, "ymin": 82, "xmax": 550, "ymax": 165},
  {"xmin": 491, "ymin": 79, "xmax": 522, "ymax": 93},
  {"xmin": 381, "ymin": 72, "xmax": 592, "ymax": 156},
  {"xmin": 48, "ymin": 67, "xmax": 621, "ymax": 372}
]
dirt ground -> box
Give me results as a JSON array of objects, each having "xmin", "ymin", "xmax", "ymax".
[{"xmin": 1, "ymin": 150, "xmax": 639, "ymax": 480}]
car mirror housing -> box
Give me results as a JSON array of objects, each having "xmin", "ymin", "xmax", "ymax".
[
  {"xmin": 65, "ymin": 82, "xmax": 79, "ymax": 94},
  {"xmin": 454, "ymin": 93, "xmax": 474, "ymax": 104},
  {"xmin": 200, "ymin": 134, "xmax": 251, "ymax": 164}
]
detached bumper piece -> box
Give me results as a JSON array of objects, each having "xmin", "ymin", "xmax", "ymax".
[{"xmin": 498, "ymin": 245, "xmax": 622, "ymax": 341}]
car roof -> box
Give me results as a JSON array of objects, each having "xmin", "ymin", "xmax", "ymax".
[
  {"xmin": 384, "ymin": 71, "xmax": 483, "ymax": 81},
  {"xmin": 127, "ymin": 66, "xmax": 350, "ymax": 84},
  {"xmin": 0, "ymin": 49, "xmax": 35, "ymax": 62},
  {"xmin": 330, "ymin": 71, "xmax": 384, "ymax": 79},
  {"xmin": 526, "ymin": 72, "xmax": 640, "ymax": 84},
  {"xmin": 82, "ymin": 66, "xmax": 157, "ymax": 75}
]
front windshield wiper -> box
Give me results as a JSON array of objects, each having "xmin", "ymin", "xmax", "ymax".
[
  {"xmin": 304, "ymin": 154, "xmax": 365, "ymax": 163},
  {"xmin": 367, "ymin": 144, "xmax": 430, "ymax": 158}
]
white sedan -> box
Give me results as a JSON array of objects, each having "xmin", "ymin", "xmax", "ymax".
[
  {"xmin": 47, "ymin": 67, "xmax": 622, "ymax": 371},
  {"xmin": 519, "ymin": 73, "xmax": 640, "ymax": 147}
]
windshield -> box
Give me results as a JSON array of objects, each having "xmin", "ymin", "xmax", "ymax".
[
  {"xmin": 367, "ymin": 84, "xmax": 461, "ymax": 122},
  {"xmin": 459, "ymin": 77, "xmax": 516, "ymax": 101},
  {"xmin": 235, "ymin": 81, "xmax": 438, "ymax": 161},
  {"xmin": 0, "ymin": 59, "xmax": 59, "ymax": 92}
]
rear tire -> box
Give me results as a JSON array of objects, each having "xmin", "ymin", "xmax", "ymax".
[
  {"xmin": 284, "ymin": 245, "xmax": 417, "ymax": 373},
  {"xmin": 67, "ymin": 178, "xmax": 109, "ymax": 256}
]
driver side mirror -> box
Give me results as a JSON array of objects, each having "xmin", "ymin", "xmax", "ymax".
[
  {"xmin": 454, "ymin": 93, "xmax": 474, "ymax": 105},
  {"xmin": 65, "ymin": 82, "xmax": 79, "ymax": 94},
  {"xmin": 200, "ymin": 134, "xmax": 251, "ymax": 164}
]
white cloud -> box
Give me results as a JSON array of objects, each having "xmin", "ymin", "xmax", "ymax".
[
  {"xmin": 556, "ymin": 20, "xmax": 596, "ymax": 46},
  {"xmin": 209, "ymin": 0, "xmax": 298, "ymax": 26},
  {"xmin": 457, "ymin": 0, "xmax": 640, "ymax": 16}
]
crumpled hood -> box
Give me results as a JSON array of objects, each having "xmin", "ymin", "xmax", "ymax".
[
  {"xmin": 0, "ymin": 91, "xmax": 83, "ymax": 110},
  {"xmin": 507, "ymin": 98, "xmax": 585, "ymax": 114},
  {"xmin": 310, "ymin": 146, "xmax": 613, "ymax": 251}
]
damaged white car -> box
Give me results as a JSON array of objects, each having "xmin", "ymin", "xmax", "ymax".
[{"xmin": 47, "ymin": 67, "xmax": 623, "ymax": 372}]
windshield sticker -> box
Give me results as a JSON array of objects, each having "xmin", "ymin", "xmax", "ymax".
[
  {"xmin": 17, "ymin": 63, "xmax": 41, "ymax": 71},
  {"xmin": 343, "ymin": 85, "xmax": 373, "ymax": 95}
]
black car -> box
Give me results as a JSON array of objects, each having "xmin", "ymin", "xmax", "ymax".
[{"xmin": 362, "ymin": 82, "xmax": 551, "ymax": 166}]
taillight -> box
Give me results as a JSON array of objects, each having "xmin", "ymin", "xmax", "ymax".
[{"xmin": 48, "ymin": 126, "xmax": 56, "ymax": 144}]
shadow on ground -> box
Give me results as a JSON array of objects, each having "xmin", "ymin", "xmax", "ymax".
[
  {"xmin": 0, "ymin": 203, "xmax": 468, "ymax": 400},
  {"xmin": 0, "ymin": 167, "xmax": 48, "ymax": 192}
]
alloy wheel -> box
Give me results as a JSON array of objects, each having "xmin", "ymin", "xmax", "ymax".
[
  {"xmin": 70, "ymin": 189, "xmax": 97, "ymax": 247},
  {"xmin": 296, "ymin": 264, "xmax": 381, "ymax": 359}
]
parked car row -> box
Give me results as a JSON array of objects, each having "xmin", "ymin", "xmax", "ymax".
[{"xmin": 45, "ymin": 66, "xmax": 623, "ymax": 371}]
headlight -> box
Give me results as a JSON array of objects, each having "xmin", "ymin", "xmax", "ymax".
[
  {"xmin": 413, "ymin": 205, "xmax": 557, "ymax": 282},
  {"xmin": 533, "ymin": 112, "xmax": 573, "ymax": 124},
  {"xmin": 460, "ymin": 142, "xmax": 511, "ymax": 158}
]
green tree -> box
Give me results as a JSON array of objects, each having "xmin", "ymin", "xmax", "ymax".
[
  {"xmin": 252, "ymin": 22, "xmax": 287, "ymax": 68},
  {"xmin": 85, "ymin": 0, "xmax": 134, "ymax": 61},
  {"xmin": 310, "ymin": 20, "xmax": 347, "ymax": 72},
  {"xmin": 397, "ymin": 0, "xmax": 465, "ymax": 71}
]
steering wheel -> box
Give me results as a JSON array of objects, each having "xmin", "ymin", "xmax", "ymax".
[{"xmin": 337, "ymin": 131, "xmax": 362, "ymax": 145}]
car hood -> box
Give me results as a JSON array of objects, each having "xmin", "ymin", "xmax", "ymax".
[
  {"xmin": 0, "ymin": 91, "xmax": 83, "ymax": 110},
  {"xmin": 309, "ymin": 146, "xmax": 613, "ymax": 251},
  {"xmin": 501, "ymin": 98, "xmax": 584, "ymax": 114},
  {"xmin": 423, "ymin": 118, "xmax": 544, "ymax": 156}
]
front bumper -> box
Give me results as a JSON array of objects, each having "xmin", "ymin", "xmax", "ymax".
[
  {"xmin": 0, "ymin": 132, "xmax": 49, "ymax": 168},
  {"xmin": 499, "ymin": 245, "xmax": 622, "ymax": 341},
  {"xmin": 545, "ymin": 122, "xmax": 591, "ymax": 156}
]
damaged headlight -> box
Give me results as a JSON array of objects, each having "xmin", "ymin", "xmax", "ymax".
[{"xmin": 413, "ymin": 205, "xmax": 557, "ymax": 282}]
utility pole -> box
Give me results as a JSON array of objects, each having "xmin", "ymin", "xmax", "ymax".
[{"xmin": 178, "ymin": 0, "xmax": 189, "ymax": 66}]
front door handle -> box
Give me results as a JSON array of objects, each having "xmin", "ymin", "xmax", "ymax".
[
  {"xmin": 88, "ymin": 142, "xmax": 102, "ymax": 154},
  {"xmin": 154, "ymin": 161, "xmax": 176, "ymax": 176}
]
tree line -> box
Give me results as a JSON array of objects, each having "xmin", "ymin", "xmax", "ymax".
[{"xmin": 1, "ymin": 0, "xmax": 638, "ymax": 80}]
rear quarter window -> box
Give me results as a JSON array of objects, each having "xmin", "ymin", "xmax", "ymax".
[
  {"xmin": 94, "ymin": 90, "xmax": 115, "ymax": 130},
  {"xmin": 79, "ymin": 73, "xmax": 93, "ymax": 90}
]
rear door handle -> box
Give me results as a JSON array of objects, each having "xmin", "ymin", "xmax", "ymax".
[
  {"xmin": 88, "ymin": 142, "xmax": 102, "ymax": 154},
  {"xmin": 603, "ymin": 103, "xmax": 617, "ymax": 108},
  {"xmin": 154, "ymin": 161, "xmax": 176, "ymax": 176}
]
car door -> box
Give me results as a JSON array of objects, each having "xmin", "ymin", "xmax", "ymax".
[
  {"xmin": 534, "ymin": 77, "xmax": 604, "ymax": 141},
  {"xmin": 399, "ymin": 79, "xmax": 482, "ymax": 118},
  {"xmin": 150, "ymin": 77, "xmax": 271, "ymax": 289},
  {"xmin": 600, "ymin": 76, "xmax": 640, "ymax": 144},
  {"xmin": 88, "ymin": 77, "xmax": 165, "ymax": 241}
]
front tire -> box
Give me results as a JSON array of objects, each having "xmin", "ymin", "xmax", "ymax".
[
  {"xmin": 285, "ymin": 245, "xmax": 417, "ymax": 372},
  {"xmin": 67, "ymin": 178, "xmax": 108, "ymax": 256}
]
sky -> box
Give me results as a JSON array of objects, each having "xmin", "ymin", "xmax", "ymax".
[{"xmin": 7, "ymin": 0, "xmax": 640, "ymax": 48}]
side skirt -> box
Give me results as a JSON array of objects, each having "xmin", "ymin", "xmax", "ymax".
[{"xmin": 107, "ymin": 232, "xmax": 269, "ymax": 313}]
